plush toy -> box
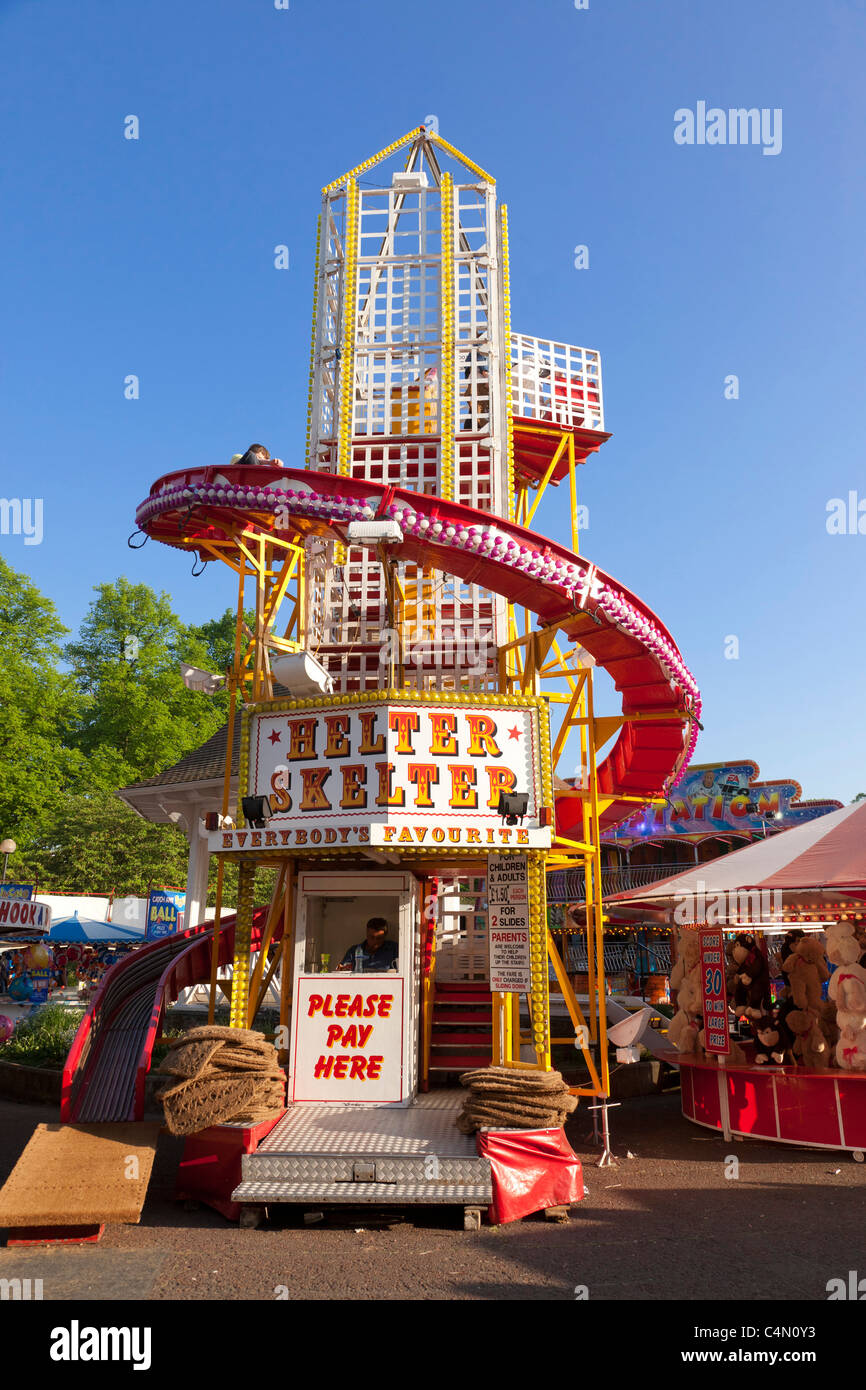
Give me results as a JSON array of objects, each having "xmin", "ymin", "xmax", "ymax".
[
  {"xmin": 729, "ymin": 933, "xmax": 771, "ymax": 1019},
  {"xmin": 696, "ymin": 1029, "xmax": 747, "ymax": 1065},
  {"xmin": 787, "ymin": 1008, "xmax": 832, "ymax": 1070},
  {"xmin": 751, "ymin": 1010, "xmax": 793, "ymax": 1065},
  {"xmin": 667, "ymin": 1008, "xmax": 691, "ymax": 1049},
  {"xmin": 818, "ymin": 1000, "xmax": 840, "ymax": 1054},
  {"xmin": 825, "ymin": 921, "xmax": 861, "ymax": 967},
  {"xmin": 782, "ymin": 935, "xmax": 829, "ymax": 1012},
  {"xmin": 836, "ymin": 1025, "xmax": 866, "ymax": 1072},
  {"xmin": 828, "ymin": 961, "xmax": 866, "ymax": 1032},
  {"xmin": 669, "ymin": 929, "xmax": 704, "ymax": 1054},
  {"xmin": 676, "ymin": 1017, "xmax": 705, "ymax": 1060}
]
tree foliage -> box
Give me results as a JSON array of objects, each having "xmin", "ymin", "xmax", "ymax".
[{"xmin": 1, "ymin": 560, "xmax": 241, "ymax": 895}]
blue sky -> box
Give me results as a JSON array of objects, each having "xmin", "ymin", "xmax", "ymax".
[{"xmin": 1, "ymin": 0, "xmax": 864, "ymax": 801}]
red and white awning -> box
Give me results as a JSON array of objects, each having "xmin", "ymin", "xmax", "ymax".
[{"xmin": 606, "ymin": 800, "xmax": 866, "ymax": 923}]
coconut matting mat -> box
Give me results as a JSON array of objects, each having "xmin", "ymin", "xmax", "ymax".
[
  {"xmin": 156, "ymin": 1025, "xmax": 286, "ymax": 1136},
  {"xmin": 0, "ymin": 1123, "xmax": 161, "ymax": 1228},
  {"xmin": 456, "ymin": 1065, "xmax": 578, "ymax": 1133}
]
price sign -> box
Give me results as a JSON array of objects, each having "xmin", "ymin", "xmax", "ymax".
[
  {"xmin": 487, "ymin": 853, "xmax": 532, "ymax": 993},
  {"xmin": 699, "ymin": 926, "xmax": 731, "ymax": 1055}
]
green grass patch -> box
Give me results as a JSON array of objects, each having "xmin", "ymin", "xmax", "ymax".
[{"xmin": 0, "ymin": 1003, "xmax": 85, "ymax": 1069}]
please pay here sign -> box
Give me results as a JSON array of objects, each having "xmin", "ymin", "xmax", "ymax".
[{"xmin": 291, "ymin": 976, "xmax": 405, "ymax": 1103}]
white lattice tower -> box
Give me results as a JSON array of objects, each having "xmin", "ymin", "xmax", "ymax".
[{"xmin": 305, "ymin": 128, "xmax": 510, "ymax": 692}]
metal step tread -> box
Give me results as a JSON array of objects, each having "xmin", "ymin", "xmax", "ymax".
[
  {"xmin": 428, "ymin": 1054, "xmax": 492, "ymax": 1068},
  {"xmin": 258, "ymin": 1092, "xmax": 475, "ymax": 1156},
  {"xmin": 232, "ymin": 1179, "xmax": 493, "ymax": 1205},
  {"xmin": 244, "ymin": 1153, "xmax": 491, "ymax": 1184},
  {"xmin": 433, "ymin": 1017, "xmax": 494, "ymax": 1028},
  {"xmin": 430, "ymin": 1031, "xmax": 494, "ymax": 1045}
]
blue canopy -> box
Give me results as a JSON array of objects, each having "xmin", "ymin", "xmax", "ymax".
[{"xmin": 44, "ymin": 911, "xmax": 145, "ymax": 944}]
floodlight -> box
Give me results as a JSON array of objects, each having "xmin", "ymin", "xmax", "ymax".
[
  {"xmin": 497, "ymin": 791, "xmax": 528, "ymax": 826},
  {"xmin": 607, "ymin": 1006, "xmax": 653, "ymax": 1048},
  {"xmin": 346, "ymin": 519, "xmax": 404, "ymax": 546},
  {"xmin": 241, "ymin": 796, "xmax": 273, "ymax": 829},
  {"xmin": 270, "ymin": 650, "xmax": 334, "ymax": 697}
]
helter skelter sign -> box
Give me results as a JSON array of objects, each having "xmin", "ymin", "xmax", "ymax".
[{"xmin": 211, "ymin": 691, "xmax": 552, "ymax": 854}]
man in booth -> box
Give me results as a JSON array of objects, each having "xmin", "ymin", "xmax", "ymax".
[{"xmin": 338, "ymin": 917, "xmax": 398, "ymax": 973}]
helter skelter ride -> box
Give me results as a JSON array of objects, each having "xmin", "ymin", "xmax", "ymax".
[{"xmin": 134, "ymin": 128, "xmax": 700, "ymax": 1210}]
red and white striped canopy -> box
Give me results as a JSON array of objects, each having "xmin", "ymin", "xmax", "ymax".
[{"xmin": 607, "ymin": 800, "xmax": 866, "ymax": 917}]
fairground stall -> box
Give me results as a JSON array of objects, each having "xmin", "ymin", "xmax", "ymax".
[
  {"xmin": 608, "ymin": 801, "xmax": 866, "ymax": 1159},
  {"xmin": 35, "ymin": 127, "xmax": 701, "ymax": 1231},
  {"xmin": 546, "ymin": 760, "xmax": 841, "ymax": 1002}
]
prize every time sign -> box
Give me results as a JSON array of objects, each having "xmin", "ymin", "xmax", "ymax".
[{"xmin": 212, "ymin": 697, "xmax": 551, "ymax": 853}]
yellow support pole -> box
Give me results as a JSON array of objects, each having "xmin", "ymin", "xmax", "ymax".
[
  {"xmin": 277, "ymin": 870, "xmax": 295, "ymax": 1066},
  {"xmin": 439, "ymin": 171, "xmax": 455, "ymax": 501},
  {"xmin": 305, "ymin": 213, "xmax": 322, "ymax": 466},
  {"xmin": 500, "ymin": 204, "xmax": 515, "ymax": 522},
  {"xmin": 322, "ymin": 126, "xmax": 427, "ymax": 195},
  {"xmin": 338, "ymin": 177, "xmax": 358, "ymax": 478},
  {"xmin": 246, "ymin": 864, "xmax": 287, "ymax": 1027},
  {"xmin": 586, "ymin": 671, "xmax": 610, "ymax": 1096},
  {"xmin": 527, "ymin": 850, "xmax": 551, "ymax": 1069},
  {"xmin": 229, "ymin": 861, "xmax": 256, "ymax": 1030},
  {"xmin": 568, "ymin": 433, "xmax": 581, "ymax": 555},
  {"xmin": 524, "ymin": 432, "xmax": 568, "ymax": 528}
]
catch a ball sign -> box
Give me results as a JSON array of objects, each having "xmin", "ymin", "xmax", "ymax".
[
  {"xmin": 145, "ymin": 888, "xmax": 186, "ymax": 941},
  {"xmin": 292, "ymin": 976, "xmax": 405, "ymax": 1102},
  {"xmin": 213, "ymin": 693, "xmax": 551, "ymax": 855},
  {"xmin": 698, "ymin": 926, "xmax": 731, "ymax": 1055}
]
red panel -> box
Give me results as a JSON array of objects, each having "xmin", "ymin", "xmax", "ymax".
[
  {"xmin": 836, "ymin": 1076, "xmax": 866, "ymax": 1148},
  {"xmin": 680, "ymin": 1060, "xmax": 722, "ymax": 1129},
  {"xmin": 176, "ymin": 1113, "xmax": 285, "ymax": 1221},
  {"xmin": 774, "ymin": 1073, "xmax": 841, "ymax": 1146},
  {"xmin": 726, "ymin": 1068, "xmax": 778, "ymax": 1139},
  {"xmin": 7, "ymin": 1224, "xmax": 104, "ymax": 1246}
]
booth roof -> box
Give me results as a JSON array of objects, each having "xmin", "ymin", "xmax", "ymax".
[{"xmin": 606, "ymin": 800, "xmax": 866, "ymax": 910}]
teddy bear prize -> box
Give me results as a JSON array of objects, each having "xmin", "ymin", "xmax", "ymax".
[{"xmin": 667, "ymin": 921, "xmax": 866, "ymax": 1071}]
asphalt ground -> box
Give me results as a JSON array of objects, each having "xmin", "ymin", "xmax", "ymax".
[{"xmin": 1, "ymin": 1089, "xmax": 865, "ymax": 1309}]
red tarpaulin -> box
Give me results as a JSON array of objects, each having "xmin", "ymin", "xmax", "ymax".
[{"xmin": 477, "ymin": 1128, "xmax": 585, "ymax": 1225}]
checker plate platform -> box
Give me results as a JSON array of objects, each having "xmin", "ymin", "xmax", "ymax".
[{"xmin": 233, "ymin": 1091, "xmax": 492, "ymax": 1206}]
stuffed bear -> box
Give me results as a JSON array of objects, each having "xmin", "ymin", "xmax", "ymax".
[
  {"xmin": 729, "ymin": 933, "xmax": 771, "ymax": 1019},
  {"xmin": 787, "ymin": 1008, "xmax": 832, "ymax": 1070},
  {"xmin": 782, "ymin": 935, "xmax": 829, "ymax": 1013},
  {"xmin": 668, "ymin": 929, "xmax": 705, "ymax": 1054},
  {"xmin": 828, "ymin": 961, "xmax": 866, "ymax": 1033},
  {"xmin": 836, "ymin": 1024, "xmax": 866, "ymax": 1072},
  {"xmin": 676, "ymin": 1016, "xmax": 705, "ymax": 1060},
  {"xmin": 751, "ymin": 1010, "xmax": 793, "ymax": 1065},
  {"xmin": 818, "ymin": 999, "xmax": 840, "ymax": 1054},
  {"xmin": 825, "ymin": 921, "xmax": 861, "ymax": 967},
  {"xmin": 670, "ymin": 928, "xmax": 702, "ymax": 1015},
  {"xmin": 696, "ymin": 1029, "xmax": 747, "ymax": 1065}
]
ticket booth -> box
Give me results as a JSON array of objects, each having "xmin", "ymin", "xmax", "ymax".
[
  {"xmin": 290, "ymin": 871, "xmax": 419, "ymax": 1105},
  {"xmin": 208, "ymin": 688, "xmax": 554, "ymax": 1110}
]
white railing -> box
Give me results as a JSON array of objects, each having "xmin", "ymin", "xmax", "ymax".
[{"xmin": 510, "ymin": 332, "xmax": 604, "ymax": 432}]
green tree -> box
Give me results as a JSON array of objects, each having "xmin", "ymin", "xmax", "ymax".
[
  {"xmin": 64, "ymin": 577, "xmax": 230, "ymax": 779},
  {"xmin": 26, "ymin": 786, "xmax": 191, "ymax": 896},
  {"xmin": 0, "ymin": 557, "xmax": 85, "ymax": 858}
]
